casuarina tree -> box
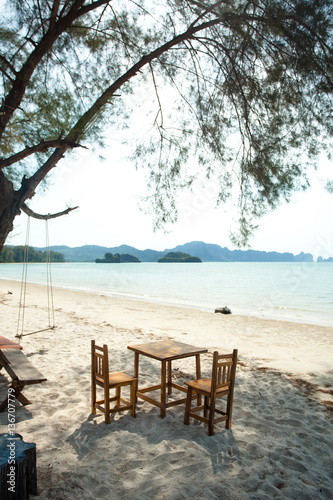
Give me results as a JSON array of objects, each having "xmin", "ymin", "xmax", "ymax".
[{"xmin": 0, "ymin": 0, "xmax": 332, "ymax": 250}]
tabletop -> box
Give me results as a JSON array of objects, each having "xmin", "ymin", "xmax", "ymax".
[{"xmin": 127, "ymin": 340, "xmax": 207, "ymax": 361}]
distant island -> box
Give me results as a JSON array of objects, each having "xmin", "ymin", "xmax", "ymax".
[
  {"xmin": 0, "ymin": 245, "xmax": 65, "ymax": 263},
  {"xmin": 317, "ymin": 256, "xmax": 333, "ymax": 262},
  {"xmin": 95, "ymin": 252, "xmax": 140, "ymax": 263},
  {"xmin": 158, "ymin": 251, "xmax": 201, "ymax": 263},
  {"xmin": 17, "ymin": 240, "xmax": 333, "ymax": 263}
]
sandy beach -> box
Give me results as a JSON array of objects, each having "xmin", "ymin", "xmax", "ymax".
[{"xmin": 0, "ymin": 278, "xmax": 332, "ymax": 499}]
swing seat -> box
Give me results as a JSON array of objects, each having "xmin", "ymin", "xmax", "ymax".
[
  {"xmin": 16, "ymin": 215, "xmax": 56, "ymax": 339},
  {"xmin": 0, "ymin": 349, "xmax": 47, "ymax": 411}
]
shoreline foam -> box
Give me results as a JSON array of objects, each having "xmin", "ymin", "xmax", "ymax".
[{"xmin": 1, "ymin": 273, "xmax": 332, "ymax": 328}]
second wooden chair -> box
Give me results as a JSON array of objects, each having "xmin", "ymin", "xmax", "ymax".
[
  {"xmin": 91, "ymin": 340, "xmax": 138, "ymax": 424},
  {"xmin": 184, "ymin": 349, "xmax": 238, "ymax": 435}
]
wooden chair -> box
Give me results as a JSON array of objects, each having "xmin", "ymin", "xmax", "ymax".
[
  {"xmin": 184, "ymin": 349, "xmax": 238, "ymax": 436},
  {"xmin": 91, "ymin": 340, "xmax": 138, "ymax": 424}
]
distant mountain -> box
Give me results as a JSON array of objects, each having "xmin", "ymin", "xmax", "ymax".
[
  {"xmin": 168, "ymin": 241, "xmax": 314, "ymax": 262},
  {"xmin": 34, "ymin": 244, "xmax": 164, "ymax": 262},
  {"xmin": 43, "ymin": 245, "xmax": 109, "ymax": 262},
  {"xmin": 34, "ymin": 241, "xmax": 316, "ymax": 263}
]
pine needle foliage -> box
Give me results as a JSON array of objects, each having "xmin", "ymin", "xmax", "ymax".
[{"xmin": 0, "ymin": 0, "xmax": 332, "ymax": 248}]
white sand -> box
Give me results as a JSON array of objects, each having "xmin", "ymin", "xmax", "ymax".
[{"xmin": 0, "ymin": 279, "xmax": 332, "ymax": 499}]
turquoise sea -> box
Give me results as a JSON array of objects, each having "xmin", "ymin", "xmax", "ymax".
[{"xmin": 0, "ymin": 262, "xmax": 332, "ymax": 326}]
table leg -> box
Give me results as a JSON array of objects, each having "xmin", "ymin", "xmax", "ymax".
[
  {"xmin": 195, "ymin": 354, "xmax": 201, "ymax": 378},
  {"xmin": 134, "ymin": 353, "xmax": 139, "ymax": 403},
  {"xmin": 134, "ymin": 352, "xmax": 139, "ymax": 377},
  {"xmin": 161, "ymin": 360, "xmax": 167, "ymax": 418},
  {"xmin": 167, "ymin": 360, "xmax": 172, "ymax": 395},
  {"xmin": 195, "ymin": 354, "xmax": 202, "ymax": 405}
]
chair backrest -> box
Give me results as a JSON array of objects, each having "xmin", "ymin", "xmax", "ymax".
[
  {"xmin": 91, "ymin": 340, "xmax": 109, "ymax": 384},
  {"xmin": 211, "ymin": 349, "xmax": 238, "ymax": 396}
]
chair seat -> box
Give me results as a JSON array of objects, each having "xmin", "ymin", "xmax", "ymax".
[
  {"xmin": 95, "ymin": 371, "xmax": 135, "ymax": 386},
  {"xmin": 186, "ymin": 377, "xmax": 230, "ymax": 396},
  {"xmin": 186, "ymin": 377, "xmax": 211, "ymax": 395},
  {"xmin": 109, "ymin": 371, "xmax": 136, "ymax": 385}
]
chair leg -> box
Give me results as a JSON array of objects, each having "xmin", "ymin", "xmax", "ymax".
[
  {"xmin": 116, "ymin": 387, "xmax": 121, "ymax": 407},
  {"xmin": 208, "ymin": 398, "xmax": 216, "ymax": 436},
  {"xmin": 226, "ymin": 393, "xmax": 233, "ymax": 429},
  {"xmin": 91, "ymin": 380, "xmax": 96, "ymax": 415},
  {"xmin": 104, "ymin": 385, "xmax": 110, "ymax": 424},
  {"xmin": 130, "ymin": 381, "xmax": 137, "ymax": 418},
  {"xmin": 204, "ymin": 396, "xmax": 209, "ymax": 418},
  {"xmin": 184, "ymin": 386, "xmax": 193, "ymax": 425}
]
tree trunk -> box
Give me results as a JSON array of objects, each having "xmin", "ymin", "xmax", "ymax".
[{"xmin": 0, "ymin": 172, "xmax": 21, "ymax": 253}]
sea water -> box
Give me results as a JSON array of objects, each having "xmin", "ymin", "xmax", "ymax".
[{"xmin": 0, "ymin": 262, "xmax": 332, "ymax": 326}]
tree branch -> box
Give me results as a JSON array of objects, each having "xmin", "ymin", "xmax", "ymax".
[
  {"xmin": 0, "ymin": 67, "xmax": 14, "ymax": 84},
  {"xmin": 0, "ymin": 0, "xmax": 88, "ymax": 139},
  {"xmin": 189, "ymin": 0, "xmax": 227, "ymax": 28},
  {"xmin": 76, "ymin": 0, "xmax": 115, "ymax": 18},
  {"xmin": 49, "ymin": 0, "xmax": 61, "ymax": 30},
  {"xmin": 67, "ymin": 15, "xmax": 225, "ymax": 143},
  {"xmin": 12, "ymin": 15, "xmax": 226, "ymax": 207},
  {"xmin": 0, "ymin": 54, "xmax": 17, "ymax": 78},
  {"xmin": 18, "ymin": 147, "xmax": 68, "ymax": 201},
  {"xmin": 21, "ymin": 203, "xmax": 79, "ymax": 220},
  {"xmin": 0, "ymin": 139, "xmax": 85, "ymax": 169}
]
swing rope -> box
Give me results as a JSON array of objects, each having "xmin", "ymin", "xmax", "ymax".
[
  {"xmin": 16, "ymin": 216, "xmax": 31, "ymax": 339},
  {"xmin": 16, "ymin": 215, "xmax": 56, "ymax": 339},
  {"xmin": 45, "ymin": 218, "xmax": 55, "ymax": 329}
]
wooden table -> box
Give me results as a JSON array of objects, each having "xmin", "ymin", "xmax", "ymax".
[{"xmin": 127, "ymin": 340, "xmax": 208, "ymax": 418}]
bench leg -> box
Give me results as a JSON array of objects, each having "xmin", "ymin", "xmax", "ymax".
[
  {"xmin": 0, "ymin": 395, "xmax": 8, "ymax": 412},
  {"xmin": 0, "ymin": 388, "xmax": 31, "ymax": 411},
  {"xmin": 15, "ymin": 389, "xmax": 31, "ymax": 406},
  {"xmin": 12, "ymin": 382, "xmax": 31, "ymax": 406}
]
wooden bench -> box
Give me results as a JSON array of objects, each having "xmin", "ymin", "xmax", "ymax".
[
  {"xmin": 0, "ymin": 349, "xmax": 47, "ymax": 412},
  {"xmin": 0, "ymin": 336, "xmax": 23, "ymax": 350}
]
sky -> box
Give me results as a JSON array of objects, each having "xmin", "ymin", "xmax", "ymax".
[
  {"xmin": 1, "ymin": 1, "xmax": 333, "ymax": 262},
  {"xmin": 7, "ymin": 139, "xmax": 333, "ymax": 260},
  {"xmin": 3, "ymin": 16, "xmax": 333, "ymax": 261}
]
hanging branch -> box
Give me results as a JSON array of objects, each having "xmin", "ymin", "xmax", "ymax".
[
  {"xmin": 11, "ymin": 14, "xmax": 227, "ymax": 208},
  {"xmin": 21, "ymin": 203, "xmax": 79, "ymax": 220},
  {"xmin": 0, "ymin": 0, "xmax": 112, "ymax": 139},
  {"xmin": 0, "ymin": 139, "xmax": 85, "ymax": 170}
]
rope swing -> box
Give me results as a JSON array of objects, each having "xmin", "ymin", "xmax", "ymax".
[{"xmin": 16, "ymin": 215, "xmax": 56, "ymax": 339}]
